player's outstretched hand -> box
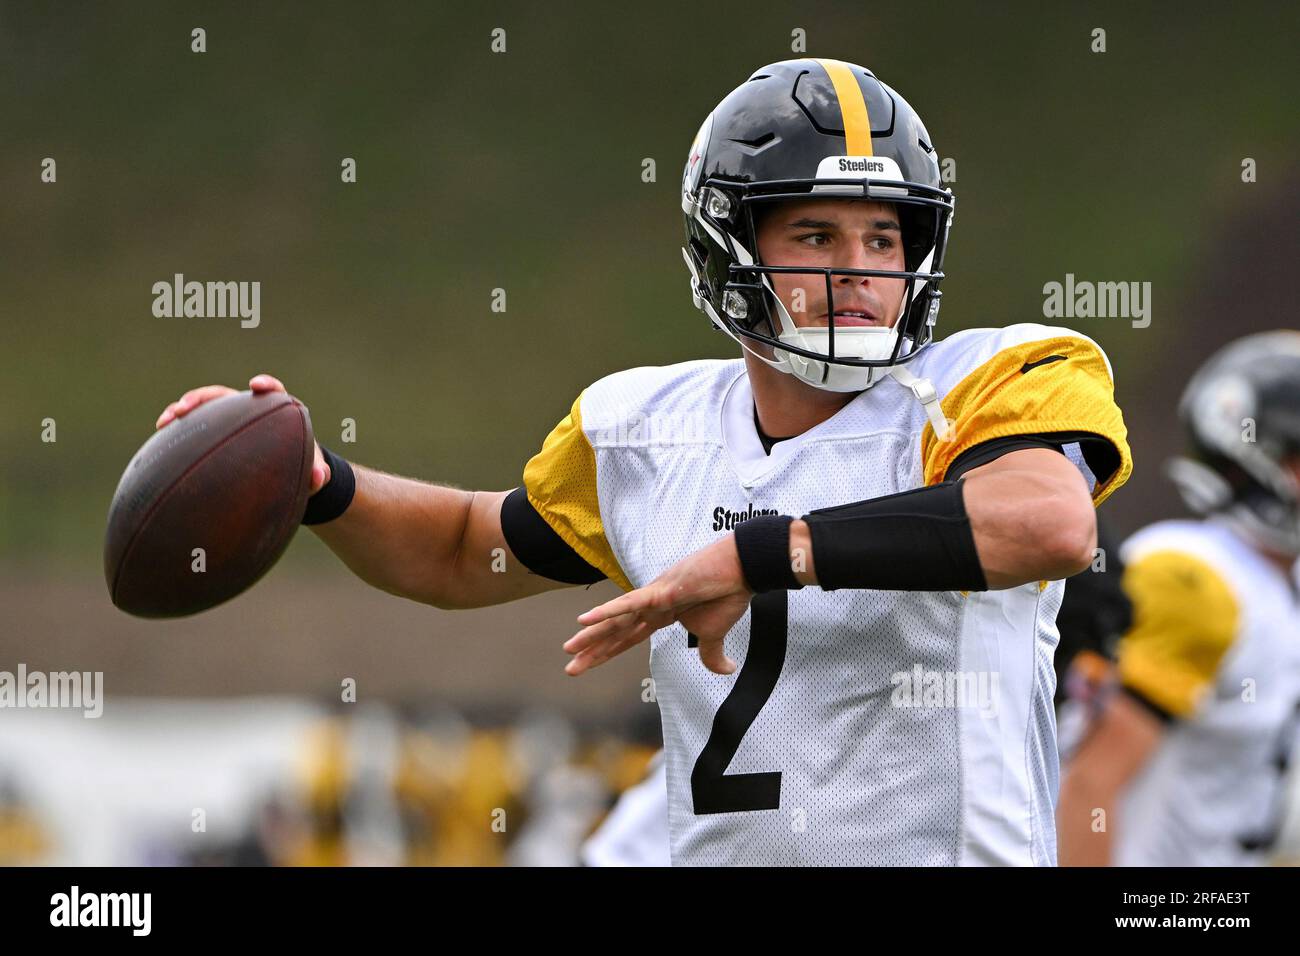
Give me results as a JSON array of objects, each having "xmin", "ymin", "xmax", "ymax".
[
  {"xmin": 154, "ymin": 374, "xmax": 330, "ymax": 493},
  {"xmin": 564, "ymin": 535, "xmax": 754, "ymax": 676}
]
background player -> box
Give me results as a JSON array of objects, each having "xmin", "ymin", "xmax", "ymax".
[{"xmin": 1057, "ymin": 332, "xmax": 1300, "ymax": 866}]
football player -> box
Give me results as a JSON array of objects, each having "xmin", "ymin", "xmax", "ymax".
[
  {"xmin": 1057, "ymin": 332, "xmax": 1300, "ymax": 866},
  {"xmin": 156, "ymin": 59, "xmax": 1131, "ymax": 865},
  {"xmin": 581, "ymin": 515, "xmax": 1136, "ymax": 868}
]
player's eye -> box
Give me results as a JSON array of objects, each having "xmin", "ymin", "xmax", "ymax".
[
  {"xmin": 867, "ymin": 236, "xmax": 895, "ymax": 251},
  {"xmin": 795, "ymin": 232, "xmax": 831, "ymax": 246}
]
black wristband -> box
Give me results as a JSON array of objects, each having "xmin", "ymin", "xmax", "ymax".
[
  {"xmin": 802, "ymin": 480, "xmax": 988, "ymax": 592},
  {"xmin": 733, "ymin": 514, "xmax": 804, "ymax": 593},
  {"xmin": 302, "ymin": 445, "xmax": 356, "ymax": 526}
]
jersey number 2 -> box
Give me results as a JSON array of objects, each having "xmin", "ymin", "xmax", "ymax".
[{"xmin": 690, "ymin": 591, "xmax": 787, "ymax": 814}]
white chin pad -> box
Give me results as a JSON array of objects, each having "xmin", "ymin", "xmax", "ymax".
[
  {"xmin": 778, "ymin": 325, "xmax": 898, "ymax": 362},
  {"xmin": 774, "ymin": 326, "xmax": 899, "ymax": 392}
]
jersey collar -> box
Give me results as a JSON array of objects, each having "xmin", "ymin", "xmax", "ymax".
[{"xmin": 720, "ymin": 369, "xmax": 878, "ymax": 490}]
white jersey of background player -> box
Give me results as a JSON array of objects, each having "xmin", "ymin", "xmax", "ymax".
[
  {"xmin": 1058, "ymin": 332, "xmax": 1300, "ymax": 866},
  {"xmin": 581, "ymin": 752, "xmax": 671, "ymax": 867}
]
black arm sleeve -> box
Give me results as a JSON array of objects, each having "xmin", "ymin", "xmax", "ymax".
[
  {"xmin": 944, "ymin": 430, "xmax": 1121, "ymax": 485},
  {"xmin": 499, "ymin": 486, "xmax": 606, "ymax": 585},
  {"xmin": 801, "ymin": 480, "xmax": 988, "ymax": 592}
]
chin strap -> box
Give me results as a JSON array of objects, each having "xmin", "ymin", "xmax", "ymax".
[{"xmin": 888, "ymin": 364, "xmax": 951, "ymax": 442}]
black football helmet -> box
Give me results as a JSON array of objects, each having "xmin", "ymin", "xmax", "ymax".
[
  {"xmin": 1167, "ymin": 331, "xmax": 1300, "ymax": 557},
  {"xmin": 681, "ymin": 58, "xmax": 954, "ymax": 393}
]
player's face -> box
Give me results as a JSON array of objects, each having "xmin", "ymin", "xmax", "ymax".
[{"xmin": 753, "ymin": 198, "xmax": 907, "ymax": 331}]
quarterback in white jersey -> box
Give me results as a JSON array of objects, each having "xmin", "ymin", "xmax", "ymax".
[
  {"xmin": 542, "ymin": 322, "xmax": 1127, "ymax": 865},
  {"xmin": 1058, "ymin": 332, "xmax": 1300, "ymax": 866},
  {"xmin": 153, "ymin": 58, "xmax": 1130, "ymax": 867},
  {"xmin": 546, "ymin": 59, "xmax": 1130, "ymax": 866}
]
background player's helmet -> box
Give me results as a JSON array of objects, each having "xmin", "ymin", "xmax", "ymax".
[
  {"xmin": 681, "ymin": 59, "xmax": 954, "ymax": 393},
  {"xmin": 1167, "ymin": 331, "xmax": 1300, "ymax": 556}
]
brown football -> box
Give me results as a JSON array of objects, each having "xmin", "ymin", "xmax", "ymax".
[{"xmin": 104, "ymin": 390, "xmax": 314, "ymax": 618}]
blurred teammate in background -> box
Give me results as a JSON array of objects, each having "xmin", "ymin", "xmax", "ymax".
[{"xmin": 1058, "ymin": 332, "xmax": 1300, "ymax": 866}]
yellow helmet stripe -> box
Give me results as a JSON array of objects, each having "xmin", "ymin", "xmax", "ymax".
[{"xmin": 816, "ymin": 59, "xmax": 872, "ymax": 156}]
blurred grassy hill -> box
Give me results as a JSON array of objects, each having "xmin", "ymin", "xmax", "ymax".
[{"xmin": 3, "ymin": 0, "xmax": 1297, "ymax": 579}]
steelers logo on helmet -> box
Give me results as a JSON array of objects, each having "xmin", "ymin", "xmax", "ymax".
[
  {"xmin": 680, "ymin": 58, "xmax": 954, "ymax": 394},
  {"xmin": 681, "ymin": 112, "xmax": 714, "ymax": 205},
  {"xmin": 1194, "ymin": 374, "xmax": 1256, "ymax": 452}
]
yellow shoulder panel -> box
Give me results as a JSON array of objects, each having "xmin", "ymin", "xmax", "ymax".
[
  {"xmin": 1117, "ymin": 549, "xmax": 1240, "ymax": 718},
  {"xmin": 522, "ymin": 392, "xmax": 632, "ymax": 592},
  {"xmin": 920, "ymin": 335, "xmax": 1133, "ymax": 505}
]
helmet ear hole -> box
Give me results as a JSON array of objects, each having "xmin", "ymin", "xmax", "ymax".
[{"xmin": 897, "ymin": 206, "xmax": 940, "ymax": 274}]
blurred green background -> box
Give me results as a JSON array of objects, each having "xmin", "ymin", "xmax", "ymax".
[{"xmin": 1, "ymin": 1, "xmax": 1297, "ymax": 673}]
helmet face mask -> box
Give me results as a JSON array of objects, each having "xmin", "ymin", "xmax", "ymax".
[{"xmin": 682, "ymin": 59, "xmax": 954, "ymax": 392}]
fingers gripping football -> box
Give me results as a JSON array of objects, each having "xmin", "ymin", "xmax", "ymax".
[{"xmin": 155, "ymin": 374, "xmax": 330, "ymax": 493}]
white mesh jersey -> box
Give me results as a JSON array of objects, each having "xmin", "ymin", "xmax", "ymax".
[
  {"xmin": 1113, "ymin": 519, "xmax": 1300, "ymax": 866},
  {"xmin": 580, "ymin": 750, "xmax": 671, "ymax": 867},
  {"xmin": 522, "ymin": 323, "xmax": 1131, "ymax": 866}
]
